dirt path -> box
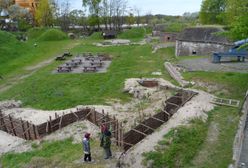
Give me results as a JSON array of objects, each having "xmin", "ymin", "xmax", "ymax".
[{"xmin": 0, "ymin": 41, "xmax": 80, "ymax": 93}]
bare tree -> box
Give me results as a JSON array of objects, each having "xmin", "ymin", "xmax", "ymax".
[
  {"xmin": 60, "ymin": 0, "xmax": 71, "ymax": 31},
  {"xmin": 133, "ymin": 6, "xmax": 141, "ymax": 27}
]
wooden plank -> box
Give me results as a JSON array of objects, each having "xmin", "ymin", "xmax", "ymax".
[
  {"xmin": 33, "ymin": 125, "xmax": 38, "ymax": 139},
  {"xmin": 59, "ymin": 115, "xmax": 63, "ymax": 129},
  {"xmin": 139, "ymin": 123, "xmax": 155, "ymax": 131},
  {"xmin": 166, "ymin": 101, "xmax": 180, "ymax": 107},
  {"xmin": 131, "ymin": 128, "xmax": 147, "ymax": 136},
  {"xmin": 151, "ymin": 117, "xmax": 165, "ymax": 123},
  {"xmin": 112, "ymin": 139, "xmax": 134, "ymax": 147},
  {"xmin": 72, "ymin": 112, "xmax": 79, "ymax": 120},
  {"xmin": 161, "ymin": 109, "xmax": 171, "ymax": 117},
  {"xmin": 21, "ymin": 120, "xmax": 27, "ymax": 140},
  {"xmin": 27, "ymin": 122, "xmax": 31, "ymax": 140},
  {"xmin": 9, "ymin": 115, "xmax": 17, "ymax": 136}
]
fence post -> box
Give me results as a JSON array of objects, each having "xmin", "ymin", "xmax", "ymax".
[
  {"xmin": 116, "ymin": 120, "xmax": 119, "ymax": 146},
  {"xmin": 120, "ymin": 122, "xmax": 123, "ymax": 148},
  {"xmin": 0, "ymin": 111, "xmax": 7, "ymax": 132},
  {"xmin": 27, "ymin": 121, "xmax": 31, "ymax": 140},
  {"xmin": 49, "ymin": 116, "xmax": 52, "ymax": 132},
  {"xmin": 21, "ymin": 120, "xmax": 27, "ymax": 140},
  {"xmin": 33, "ymin": 125, "xmax": 38, "ymax": 139},
  {"xmin": 9, "ymin": 115, "xmax": 17, "ymax": 136}
]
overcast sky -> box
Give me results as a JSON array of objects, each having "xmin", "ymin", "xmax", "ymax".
[{"xmin": 63, "ymin": 0, "xmax": 202, "ymax": 16}]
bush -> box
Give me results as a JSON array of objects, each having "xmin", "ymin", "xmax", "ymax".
[
  {"xmin": 37, "ymin": 29, "xmax": 68, "ymax": 41},
  {"xmin": 118, "ymin": 28, "xmax": 146, "ymax": 39}
]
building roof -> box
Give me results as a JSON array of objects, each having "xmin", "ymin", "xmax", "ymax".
[
  {"xmin": 0, "ymin": 9, "xmax": 9, "ymax": 17},
  {"xmin": 177, "ymin": 27, "xmax": 231, "ymax": 45}
]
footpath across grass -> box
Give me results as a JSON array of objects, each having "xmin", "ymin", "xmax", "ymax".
[{"xmin": 143, "ymin": 106, "xmax": 239, "ymax": 168}]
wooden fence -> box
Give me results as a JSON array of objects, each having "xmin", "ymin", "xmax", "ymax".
[
  {"xmin": 0, "ymin": 90, "xmax": 197, "ymax": 152},
  {"xmin": 0, "ymin": 108, "xmax": 124, "ymax": 147},
  {"xmin": 122, "ymin": 90, "xmax": 197, "ymax": 151}
]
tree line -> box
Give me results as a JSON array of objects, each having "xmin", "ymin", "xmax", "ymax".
[{"xmin": 199, "ymin": 0, "xmax": 248, "ymax": 40}]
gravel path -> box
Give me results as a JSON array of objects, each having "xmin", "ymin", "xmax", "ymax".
[{"xmin": 179, "ymin": 58, "xmax": 248, "ymax": 73}]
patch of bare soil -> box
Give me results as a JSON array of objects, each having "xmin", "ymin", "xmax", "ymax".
[{"xmin": 0, "ymin": 130, "xmax": 31, "ymax": 155}]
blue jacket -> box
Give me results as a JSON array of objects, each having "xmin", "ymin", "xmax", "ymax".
[{"xmin": 83, "ymin": 138, "xmax": 90, "ymax": 154}]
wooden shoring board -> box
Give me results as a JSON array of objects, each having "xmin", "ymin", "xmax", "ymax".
[
  {"xmin": 150, "ymin": 117, "xmax": 166, "ymax": 123},
  {"xmin": 131, "ymin": 128, "xmax": 147, "ymax": 136},
  {"xmin": 166, "ymin": 101, "xmax": 180, "ymax": 108},
  {"xmin": 112, "ymin": 139, "xmax": 134, "ymax": 147},
  {"xmin": 139, "ymin": 123, "xmax": 155, "ymax": 131}
]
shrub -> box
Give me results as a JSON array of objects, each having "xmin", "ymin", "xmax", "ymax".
[
  {"xmin": 118, "ymin": 28, "xmax": 146, "ymax": 39},
  {"xmin": 37, "ymin": 29, "xmax": 68, "ymax": 41}
]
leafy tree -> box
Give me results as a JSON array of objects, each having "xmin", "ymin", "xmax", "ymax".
[
  {"xmin": 199, "ymin": 0, "xmax": 227, "ymax": 25},
  {"xmin": 35, "ymin": 0, "xmax": 54, "ymax": 26},
  {"xmin": 127, "ymin": 13, "xmax": 135, "ymax": 25},
  {"xmin": 0, "ymin": 0, "xmax": 13, "ymax": 9},
  {"xmin": 83, "ymin": 0, "xmax": 101, "ymax": 30},
  {"xmin": 229, "ymin": 14, "xmax": 248, "ymax": 40}
]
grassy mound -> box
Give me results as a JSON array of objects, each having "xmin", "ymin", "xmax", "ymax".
[
  {"xmin": 38, "ymin": 29, "xmax": 68, "ymax": 41},
  {"xmin": 118, "ymin": 28, "xmax": 146, "ymax": 39},
  {"xmin": 89, "ymin": 32, "xmax": 102, "ymax": 40},
  {"xmin": 0, "ymin": 31, "xmax": 28, "ymax": 73},
  {"xmin": 27, "ymin": 27, "xmax": 48, "ymax": 40}
]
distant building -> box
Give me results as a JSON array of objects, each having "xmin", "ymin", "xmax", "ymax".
[
  {"xmin": 175, "ymin": 27, "xmax": 232, "ymax": 56},
  {"xmin": 102, "ymin": 30, "xmax": 117, "ymax": 39},
  {"xmin": 152, "ymin": 24, "xmax": 178, "ymax": 43},
  {"xmin": 160, "ymin": 32, "xmax": 178, "ymax": 43},
  {"xmin": 15, "ymin": 0, "xmax": 39, "ymax": 16}
]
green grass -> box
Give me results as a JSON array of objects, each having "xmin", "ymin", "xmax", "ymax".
[
  {"xmin": 37, "ymin": 29, "xmax": 68, "ymax": 41},
  {"xmin": 143, "ymin": 106, "xmax": 240, "ymax": 168},
  {"xmin": 183, "ymin": 71, "xmax": 248, "ymax": 99},
  {"xmin": 89, "ymin": 32, "xmax": 102, "ymax": 40},
  {"xmin": 186, "ymin": 106, "xmax": 239, "ymax": 168},
  {"xmin": 0, "ymin": 30, "xmax": 74, "ymax": 87},
  {"xmin": 143, "ymin": 119, "xmax": 208, "ymax": 168},
  {"xmin": 0, "ymin": 138, "xmax": 107, "ymax": 168},
  {"xmin": 118, "ymin": 27, "xmax": 146, "ymax": 41},
  {"xmin": 0, "ymin": 42, "xmax": 173, "ymax": 110},
  {"xmin": 27, "ymin": 27, "xmax": 48, "ymax": 40}
]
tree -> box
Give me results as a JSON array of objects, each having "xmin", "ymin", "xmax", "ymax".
[
  {"xmin": 0, "ymin": 0, "xmax": 13, "ymax": 10},
  {"xmin": 199, "ymin": 0, "xmax": 227, "ymax": 25},
  {"xmin": 83, "ymin": 0, "xmax": 101, "ymax": 30},
  {"xmin": 59, "ymin": 0, "xmax": 70, "ymax": 31},
  {"xmin": 35, "ymin": 0, "xmax": 54, "ymax": 26},
  {"xmin": 127, "ymin": 13, "xmax": 134, "ymax": 25},
  {"xmin": 226, "ymin": 0, "xmax": 248, "ymax": 24}
]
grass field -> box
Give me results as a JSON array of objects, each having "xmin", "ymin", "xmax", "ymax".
[
  {"xmin": 0, "ymin": 28, "xmax": 247, "ymax": 168},
  {"xmin": 0, "ymin": 41, "xmax": 173, "ymax": 110}
]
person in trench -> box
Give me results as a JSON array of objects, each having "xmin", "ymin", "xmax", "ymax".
[{"xmin": 100, "ymin": 124, "xmax": 112, "ymax": 159}]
